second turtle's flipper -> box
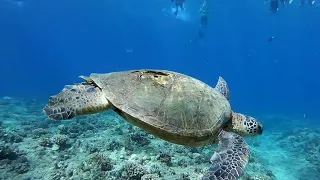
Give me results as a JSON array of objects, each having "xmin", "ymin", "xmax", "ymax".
[
  {"xmin": 43, "ymin": 84, "xmax": 111, "ymax": 120},
  {"xmin": 202, "ymin": 130, "xmax": 250, "ymax": 180}
]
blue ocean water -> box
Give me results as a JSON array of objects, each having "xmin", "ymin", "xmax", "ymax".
[{"xmin": 0, "ymin": 0, "xmax": 319, "ymax": 180}]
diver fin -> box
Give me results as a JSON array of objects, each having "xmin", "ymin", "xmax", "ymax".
[
  {"xmin": 201, "ymin": 130, "xmax": 250, "ymax": 180},
  {"xmin": 43, "ymin": 84, "xmax": 111, "ymax": 120},
  {"xmin": 174, "ymin": 9, "xmax": 178, "ymax": 16},
  {"xmin": 215, "ymin": 76, "xmax": 230, "ymax": 102}
]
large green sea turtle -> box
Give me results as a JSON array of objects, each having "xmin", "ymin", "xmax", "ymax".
[{"xmin": 43, "ymin": 69, "xmax": 263, "ymax": 180}]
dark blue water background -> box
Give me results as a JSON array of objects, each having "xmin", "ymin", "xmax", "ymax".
[{"xmin": 0, "ymin": 0, "xmax": 319, "ymax": 122}]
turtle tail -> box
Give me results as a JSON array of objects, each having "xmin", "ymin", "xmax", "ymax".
[{"xmin": 43, "ymin": 84, "xmax": 111, "ymax": 120}]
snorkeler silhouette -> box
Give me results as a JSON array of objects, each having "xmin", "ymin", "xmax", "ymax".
[
  {"xmin": 279, "ymin": 0, "xmax": 291, "ymax": 5},
  {"xmin": 270, "ymin": 0, "xmax": 279, "ymax": 13},
  {"xmin": 198, "ymin": 1, "xmax": 208, "ymax": 39},
  {"xmin": 300, "ymin": 0, "xmax": 315, "ymax": 6},
  {"xmin": 171, "ymin": 0, "xmax": 185, "ymax": 16}
]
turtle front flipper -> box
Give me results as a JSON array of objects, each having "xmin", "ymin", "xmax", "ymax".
[
  {"xmin": 215, "ymin": 76, "xmax": 230, "ymax": 102},
  {"xmin": 202, "ymin": 130, "xmax": 249, "ymax": 180},
  {"xmin": 43, "ymin": 84, "xmax": 111, "ymax": 120}
]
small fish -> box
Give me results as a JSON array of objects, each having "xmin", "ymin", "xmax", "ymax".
[{"xmin": 268, "ymin": 36, "xmax": 274, "ymax": 42}]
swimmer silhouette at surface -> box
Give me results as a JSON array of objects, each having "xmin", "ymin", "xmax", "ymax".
[
  {"xmin": 270, "ymin": 0, "xmax": 279, "ymax": 13},
  {"xmin": 198, "ymin": 1, "xmax": 208, "ymax": 39},
  {"xmin": 300, "ymin": 0, "xmax": 315, "ymax": 6},
  {"xmin": 171, "ymin": 0, "xmax": 185, "ymax": 16}
]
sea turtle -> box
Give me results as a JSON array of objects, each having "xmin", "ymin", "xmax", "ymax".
[{"xmin": 43, "ymin": 69, "xmax": 263, "ymax": 180}]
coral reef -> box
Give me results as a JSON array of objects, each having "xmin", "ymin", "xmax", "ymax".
[
  {"xmin": 122, "ymin": 162, "xmax": 147, "ymax": 179},
  {"xmin": 91, "ymin": 152, "xmax": 114, "ymax": 171},
  {"xmin": 51, "ymin": 134, "xmax": 70, "ymax": 150},
  {"xmin": 0, "ymin": 143, "xmax": 18, "ymax": 160},
  {"xmin": 0, "ymin": 142, "xmax": 30, "ymax": 175},
  {"xmin": 277, "ymin": 127, "xmax": 320, "ymax": 166},
  {"xmin": 276, "ymin": 127, "xmax": 320, "ymax": 179},
  {"xmin": 0, "ymin": 97, "xmax": 319, "ymax": 180}
]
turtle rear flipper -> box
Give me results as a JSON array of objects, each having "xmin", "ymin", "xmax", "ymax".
[
  {"xmin": 43, "ymin": 84, "xmax": 111, "ymax": 120},
  {"xmin": 202, "ymin": 130, "xmax": 250, "ymax": 180}
]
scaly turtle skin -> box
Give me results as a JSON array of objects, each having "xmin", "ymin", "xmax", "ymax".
[{"xmin": 43, "ymin": 69, "xmax": 263, "ymax": 180}]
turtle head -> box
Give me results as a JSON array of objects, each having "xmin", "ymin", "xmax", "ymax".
[
  {"xmin": 226, "ymin": 112, "xmax": 263, "ymax": 136},
  {"xmin": 214, "ymin": 76, "xmax": 263, "ymax": 136}
]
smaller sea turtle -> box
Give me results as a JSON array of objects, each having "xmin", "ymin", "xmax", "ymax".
[{"xmin": 43, "ymin": 70, "xmax": 263, "ymax": 180}]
